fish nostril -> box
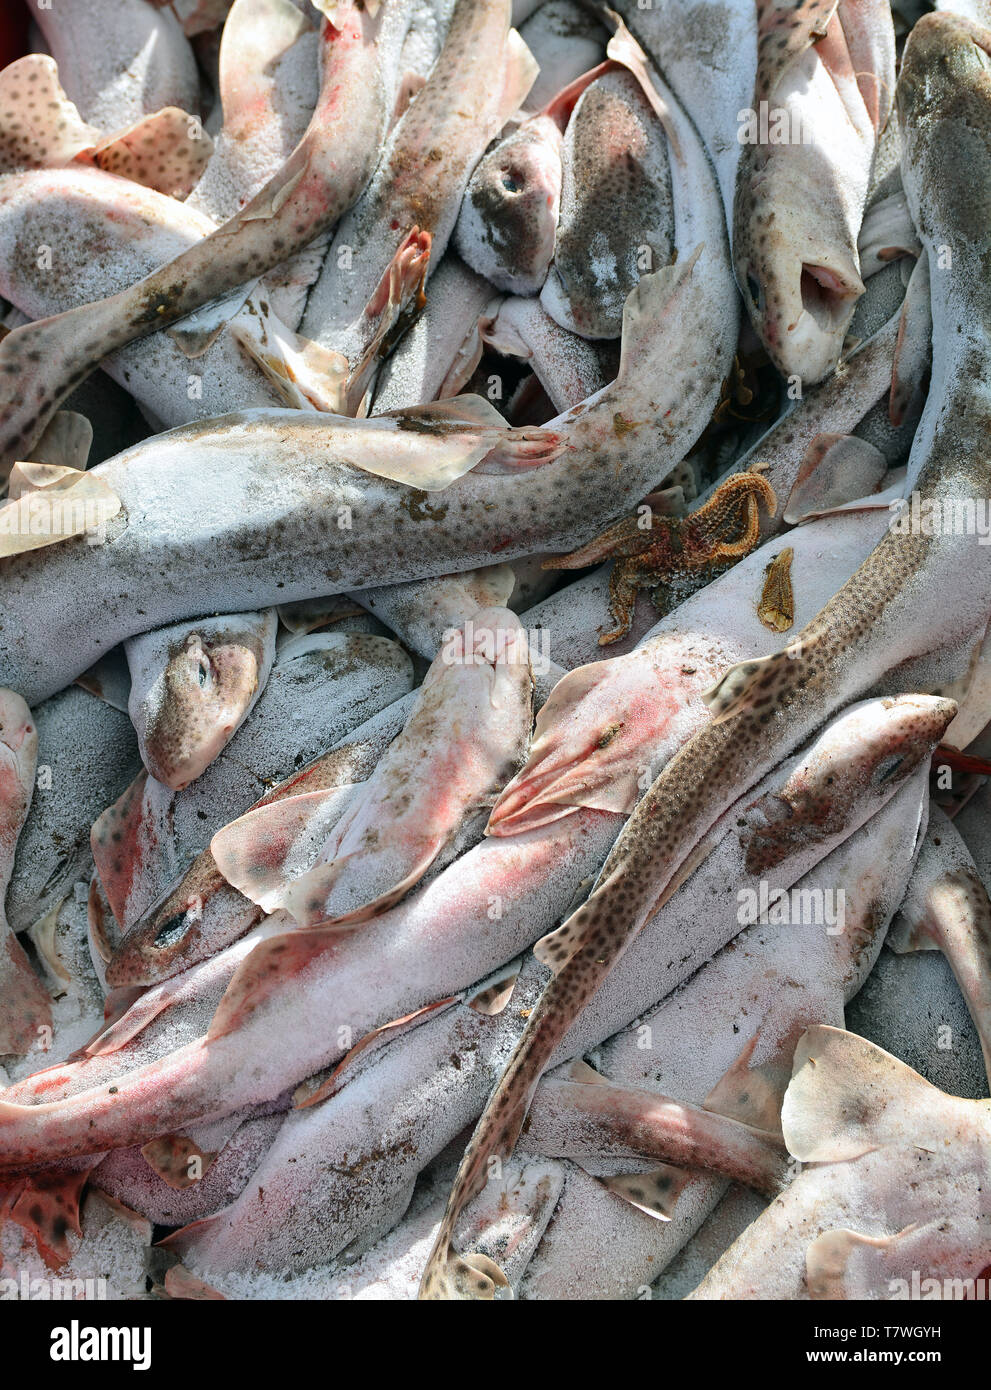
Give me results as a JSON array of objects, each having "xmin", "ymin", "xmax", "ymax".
[{"xmin": 875, "ymin": 755, "xmax": 904, "ymax": 783}]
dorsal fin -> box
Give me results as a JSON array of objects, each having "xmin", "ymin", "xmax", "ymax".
[
  {"xmin": 89, "ymin": 109, "xmax": 213, "ymax": 198},
  {"xmin": 599, "ymin": 1164, "xmax": 693, "ymax": 1220},
  {"xmin": 0, "ymin": 55, "xmax": 100, "ymax": 171}
]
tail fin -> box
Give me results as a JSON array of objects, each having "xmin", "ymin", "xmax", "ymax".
[{"xmin": 419, "ymin": 1250, "xmax": 510, "ymax": 1301}]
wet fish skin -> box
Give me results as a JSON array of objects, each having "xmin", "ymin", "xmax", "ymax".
[
  {"xmin": 542, "ymin": 67, "xmax": 673, "ymax": 339},
  {"xmin": 523, "ymin": 769, "xmax": 929, "ymax": 1300},
  {"xmin": 301, "ymin": 0, "xmax": 536, "ymax": 370},
  {"xmin": 106, "ymin": 693, "xmax": 418, "ymax": 988},
  {"xmin": 35, "ymin": 0, "xmax": 200, "ymax": 131},
  {"xmin": 689, "ymin": 1026, "xmax": 991, "ymax": 1299},
  {"xmin": 733, "ymin": 0, "xmax": 895, "ymax": 384},
  {"xmin": 418, "ymin": 15, "xmax": 991, "ymax": 1295},
  {"xmin": 220, "ymin": 607, "xmax": 534, "ymax": 927},
  {"xmin": 0, "ymin": 2, "xmax": 389, "ymax": 473},
  {"xmin": 126, "ymin": 611, "xmax": 278, "ymax": 791},
  {"xmin": 0, "ymin": 689, "xmax": 51, "ymax": 1058},
  {"xmin": 0, "ymin": 51, "xmax": 737, "ymax": 705}
]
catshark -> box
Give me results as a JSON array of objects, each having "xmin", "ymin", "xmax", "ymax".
[
  {"xmin": 417, "ymin": 12, "xmax": 991, "ymax": 1296},
  {"xmin": 0, "ymin": 52, "xmax": 738, "ymax": 704}
]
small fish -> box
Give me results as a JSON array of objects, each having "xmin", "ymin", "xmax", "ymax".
[
  {"xmin": 0, "ymin": 690, "xmax": 50, "ymax": 1058},
  {"xmin": 106, "ymin": 693, "xmax": 418, "ymax": 987},
  {"xmin": 0, "ymin": 54, "xmax": 737, "ymax": 703},
  {"xmin": 542, "ymin": 66, "xmax": 674, "ymax": 339},
  {"xmin": 93, "ymin": 631, "xmax": 415, "ymax": 934},
  {"xmin": 0, "ymin": 2, "xmax": 390, "ymax": 472},
  {"xmin": 213, "ymin": 608, "xmax": 534, "ymax": 926},
  {"xmin": 733, "ymin": 0, "xmax": 896, "ymax": 383},
  {"xmin": 125, "ymin": 611, "xmax": 278, "ymax": 790}
]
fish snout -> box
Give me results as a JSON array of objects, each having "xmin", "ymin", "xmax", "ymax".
[{"xmin": 0, "ymin": 688, "xmax": 35, "ymax": 754}]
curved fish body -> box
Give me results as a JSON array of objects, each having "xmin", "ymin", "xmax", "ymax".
[
  {"xmin": 615, "ymin": 0, "xmax": 895, "ymax": 384},
  {"xmin": 418, "ymin": 17, "xmax": 991, "ymax": 1296},
  {"xmin": 0, "ymin": 809, "xmax": 623, "ymax": 1165},
  {"xmin": 34, "ymin": 0, "xmax": 200, "ymax": 130},
  {"xmin": 0, "ymin": 690, "xmax": 50, "ymax": 1058},
  {"xmin": 523, "ymin": 767, "xmax": 930, "ymax": 1300},
  {"xmin": 93, "ymin": 631, "xmax": 414, "ymax": 933},
  {"xmin": 0, "ymin": 164, "xmax": 286, "ymax": 430},
  {"xmin": 126, "ymin": 610, "xmax": 278, "ymax": 790},
  {"xmin": 215, "ymin": 608, "xmax": 534, "ymax": 927},
  {"xmin": 186, "ymin": 0, "xmax": 321, "ymax": 225},
  {"xmin": 690, "ymin": 1027, "xmax": 991, "ymax": 1299},
  {"xmin": 612, "ymin": 0, "xmax": 757, "ymax": 236},
  {"xmin": 300, "ymin": 0, "xmax": 536, "ymax": 371},
  {"xmin": 0, "ymin": 51, "xmax": 738, "ymax": 703},
  {"xmin": 732, "ymin": 0, "xmax": 895, "ymax": 384},
  {"xmin": 107, "ymin": 692, "xmax": 418, "ymax": 988},
  {"xmin": 0, "ymin": 2, "xmax": 390, "ymax": 473}
]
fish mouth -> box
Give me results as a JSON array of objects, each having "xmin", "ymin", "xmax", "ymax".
[
  {"xmin": 798, "ymin": 263, "xmax": 863, "ymax": 337},
  {"xmin": 768, "ymin": 259, "xmax": 865, "ymax": 384}
]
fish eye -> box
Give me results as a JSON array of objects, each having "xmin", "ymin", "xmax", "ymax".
[
  {"xmin": 747, "ymin": 272, "xmax": 762, "ymax": 308},
  {"xmin": 501, "ymin": 167, "xmax": 524, "ymax": 194}
]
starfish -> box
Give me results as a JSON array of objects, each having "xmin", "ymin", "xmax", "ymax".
[{"xmin": 543, "ymin": 469, "xmax": 777, "ymax": 643}]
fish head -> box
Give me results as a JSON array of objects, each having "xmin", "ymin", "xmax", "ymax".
[
  {"xmin": 0, "ymin": 688, "xmax": 38, "ymax": 805},
  {"xmin": 743, "ymin": 694, "xmax": 957, "ymax": 875},
  {"xmin": 735, "ymin": 225, "xmax": 865, "ymax": 388},
  {"xmin": 898, "ymin": 12, "xmax": 991, "ymax": 256},
  {"xmin": 455, "ymin": 117, "xmax": 562, "ymax": 296},
  {"xmin": 140, "ymin": 623, "xmax": 272, "ymax": 791}
]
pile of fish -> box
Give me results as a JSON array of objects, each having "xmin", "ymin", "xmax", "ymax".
[{"xmin": 0, "ymin": 0, "xmax": 989, "ymax": 1302}]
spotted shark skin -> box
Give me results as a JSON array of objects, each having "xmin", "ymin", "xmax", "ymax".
[
  {"xmin": 417, "ymin": 13, "xmax": 991, "ymax": 1297},
  {"xmin": 0, "ymin": 2, "xmax": 389, "ymax": 474},
  {"xmin": 0, "ymin": 690, "xmax": 50, "ymax": 1058},
  {"xmin": 0, "ymin": 67, "xmax": 738, "ymax": 706},
  {"xmin": 522, "ymin": 763, "xmax": 933, "ymax": 1300},
  {"xmin": 614, "ymin": 0, "xmax": 895, "ymax": 384},
  {"xmin": 300, "ymin": 0, "xmax": 537, "ymax": 377}
]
